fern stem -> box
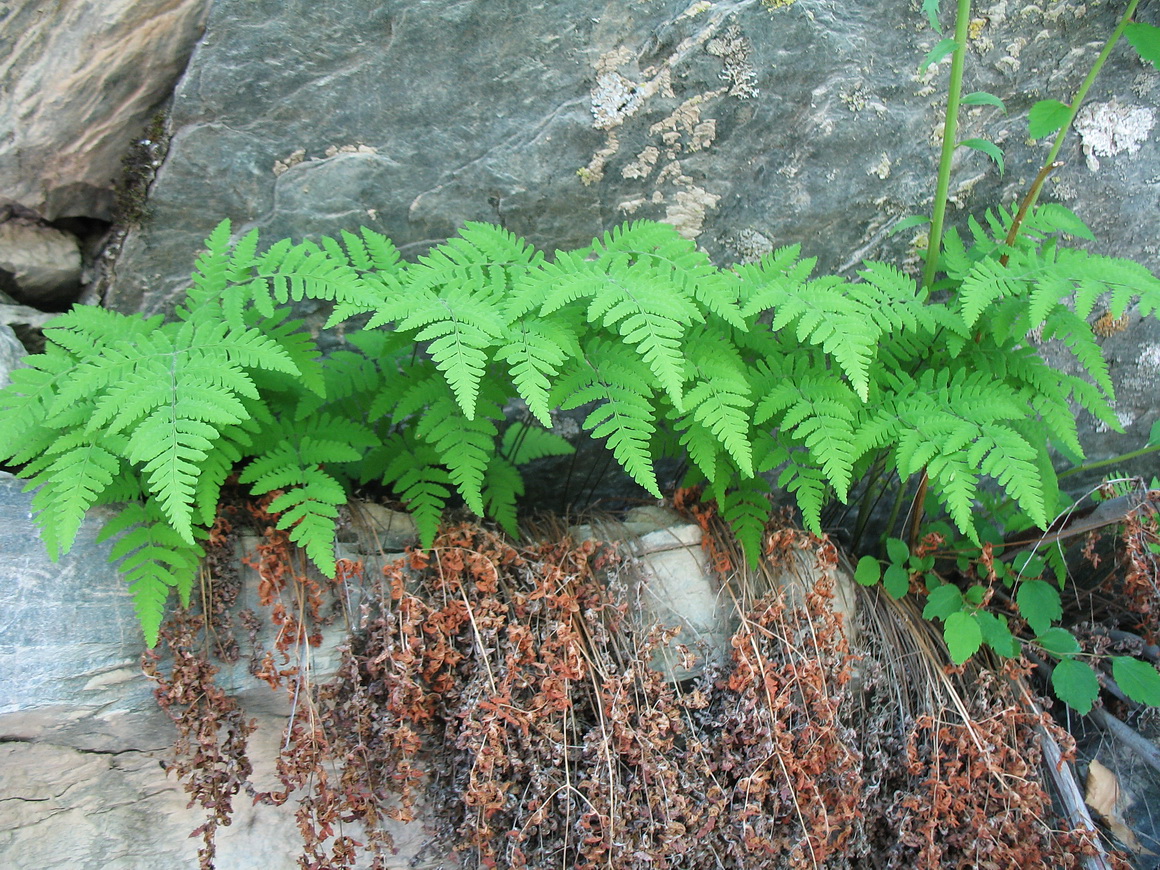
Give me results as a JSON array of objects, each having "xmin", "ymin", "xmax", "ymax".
[
  {"xmin": 1018, "ymin": 0, "xmax": 1143, "ymax": 220},
  {"xmin": 849, "ymin": 456, "xmax": 893, "ymax": 552},
  {"xmin": 1000, "ymin": 161, "xmax": 1064, "ymax": 262},
  {"xmin": 906, "ymin": 469, "xmax": 930, "ymax": 552},
  {"xmin": 921, "ymin": 0, "xmax": 973, "ymax": 290},
  {"xmin": 883, "ymin": 472, "xmax": 912, "ymax": 552},
  {"xmin": 1057, "ymin": 443, "xmax": 1160, "ymax": 482}
]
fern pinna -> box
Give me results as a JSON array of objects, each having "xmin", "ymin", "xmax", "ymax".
[{"xmin": 2, "ymin": 209, "xmax": 1158, "ymax": 643}]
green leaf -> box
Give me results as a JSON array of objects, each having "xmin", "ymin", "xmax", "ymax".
[
  {"xmin": 958, "ymin": 138, "xmax": 1004, "ymax": 176},
  {"xmin": 855, "ymin": 555, "xmax": 881, "ymax": 587},
  {"xmin": 1035, "ymin": 627, "xmax": 1082, "ymax": 657},
  {"xmin": 883, "ymin": 563, "xmax": 911, "ymax": 599},
  {"xmin": 976, "ymin": 611, "xmax": 1020, "ymax": 658},
  {"xmin": 944, "ymin": 611, "xmax": 983, "ymax": 665},
  {"xmin": 921, "ymin": 37, "xmax": 958, "ymax": 72},
  {"xmin": 1149, "ymin": 418, "xmax": 1160, "ymax": 448},
  {"xmin": 922, "ymin": 0, "xmax": 942, "ymax": 34},
  {"xmin": 961, "ymin": 91, "xmax": 1006, "ymax": 112},
  {"xmin": 1052, "ymin": 658, "xmax": 1099, "ymax": 714},
  {"xmin": 1125, "ymin": 22, "xmax": 1160, "ymax": 70},
  {"xmin": 891, "ymin": 215, "xmax": 931, "ymax": 235},
  {"xmin": 1028, "ymin": 100, "xmax": 1071, "ymax": 139},
  {"xmin": 1017, "ymin": 579, "xmax": 1063, "ymax": 637},
  {"xmin": 1013, "ymin": 552, "xmax": 1045, "ymax": 578},
  {"xmin": 886, "ymin": 537, "xmax": 910, "ymax": 566},
  {"xmin": 1112, "ymin": 657, "xmax": 1160, "ymax": 707},
  {"xmin": 923, "ymin": 583, "xmax": 963, "ymax": 620}
]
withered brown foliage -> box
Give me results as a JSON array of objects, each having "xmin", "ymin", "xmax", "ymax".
[{"xmin": 144, "ymin": 494, "xmax": 1117, "ymax": 869}]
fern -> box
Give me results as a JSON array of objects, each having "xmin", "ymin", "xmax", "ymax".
[
  {"xmin": 5, "ymin": 208, "xmax": 1160, "ymax": 645},
  {"xmin": 97, "ymin": 502, "xmax": 203, "ymax": 648},
  {"xmin": 552, "ymin": 339, "xmax": 662, "ymax": 498}
]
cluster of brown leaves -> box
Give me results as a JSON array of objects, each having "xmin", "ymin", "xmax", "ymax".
[
  {"xmin": 145, "ymin": 493, "xmax": 1119, "ymax": 869},
  {"xmin": 1116, "ymin": 494, "xmax": 1160, "ymax": 643},
  {"xmin": 896, "ymin": 662, "xmax": 1103, "ymax": 868},
  {"xmin": 326, "ymin": 520, "xmax": 866, "ymax": 869}
]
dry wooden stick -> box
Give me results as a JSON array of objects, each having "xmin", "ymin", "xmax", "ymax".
[{"xmin": 1015, "ymin": 679, "xmax": 1116, "ymax": 870}]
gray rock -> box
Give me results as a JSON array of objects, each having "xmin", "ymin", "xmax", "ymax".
[
  {"xmin": 0, "ymin": 219, "xmax": 83, "ymax": 304},
  {"xmin": 0, "ymin": 323, "xmax": 25, "ymax": 389},
  {"xmin": 0, "ymin": 0, "xmax": 211, "ymax": 221},
  {"xmin": 0, "ymin": 473, "xmax": 436, "ymax": 869},
  {"xmin": 572, "ymin": 506, "xmax": 858, "ymax": 682}
]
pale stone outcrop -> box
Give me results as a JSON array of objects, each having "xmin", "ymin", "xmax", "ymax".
[{"xmin": 0, "ymin": 0, "xmax": 210, "ymax": 221}]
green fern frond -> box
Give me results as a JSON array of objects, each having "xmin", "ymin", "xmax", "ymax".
[
  {"xmin": 777, "ymin": 460, "xmax": 831, "ymax": 537},
  {"xmin": 499, "ymin": 421, "xmax": 575, "ymax": 465},
  {"xmin": 293, "ymin": 348, "xmax": 380, "ymax": 421},
  {"xmin": 958, "ymin": 255, "xmax": 1034, "ymax": 328},
  {"xmin": 553, "ymin": 340, "xmax": 661, "ymax": 498},
  {"xmin": 483, "ymin": 456, "xmax": 524, "ymax": 537},
  {"xmin": 742, "ymin": 270, "xmax": 913, "ymax": 402},
  {"xmin": 682, "ymin": 333, "xmax": 755, "ymax": 477},
  {"xmin": 495, "ymin": 318, "xmax": 582, "ymax": 426},
  {"xmin": 414, "ymin": 394, "xmax": 499, "ymax": 516},
  {"xmin": 524, "ymin": 247, "xmax": 702, "ymax": 410},
  {"xmin": 97, "ymin": 502, "xmax": 203, "ymax": 647},
  {"xmin": 711, "ymin": 474, "xmax": 771, "ymax": 565},
  {"xmin": 126, "ymin": 412, "xmax": 218, "ymax": 543},
  {"xmin": 267, "ymin": 479, "xmax": 345, "ymax": 577},
  {"xmin": 43, "ymin": 306, "xmax": 164, "ymax": 358},
  {"xmin": 0, "ymin": 348, "xmax": 79, "ymax": 464},
  {"xmin": 380, "ymin": 434, "xmax": 453, "ymax": 548},
  {"xmin": 1041, "ymin": 307, "xmax": 1115, "ymax": 398},
  {"xmin": 186, "ymin": 219, "xmax": 237, "ymax": 306},
  {"xmin": 239, "ymin": 415, "xmax": 374, "ymax": 575},
  {"xmin": 325, "ymin": 227, "xmax": 405, "ymax": 323},
  {"xmin": 250, "ymin": 236, "xmax": 379, "ymax": 311},
  {"xmin": 969, "ymin": 423, "xmax": 1047, "ymax": 528},
  {"xmin": 752, "ymin": 357, "xmax": 860, "ymax": 498},
  {"xmin": 24, "ymin": 436, "xmax": 123, "ymax": 559},
  {"xmin": 248, "ymin": 313, "xmax": 327, "ymax": 398},
  {"xmin": 925, "ymin": 452, "xmax": 981, "ymax": 542},
  {"xmin": 192, "ymin": 421, "xmax": 257, "ymax": 527},
  {"xmin": 586, "ymin": 220, "xmax": 747, "ymax": 329}
]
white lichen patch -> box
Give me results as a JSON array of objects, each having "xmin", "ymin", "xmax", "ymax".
[
  {"xmin": 623, "ymin": 146, "xmax": 661, "ymax": 179},
  {"xmin": 649, "ymin": 96, "xmax": 722, "ymax": 156},
  {"xmin": 324, "ymin": 144, "xmax": 378, "ymax": 158},
  {"xmin": 663, "ymin": 184, "xmax": 721, "ymax": 239},
  {"xmin": 706, "ymin": 25, "xmax": 759, "ymax": 99},
  {"xmin": 677, "ymin": 1, "xmax": 713, "ymax": 20},
  {"xmin": 273, "ymin": 148, "xmax": 306, "ymax": 176},
  {"xmin": 578, "ymin": 133, "xmax": 621, "ymax": 186},
  {"xmin": 1075, "ymin": 100, "xmax": 1156, "ymax": 171},
  {"xmin": 581, "ymin": 14, "xmax": 756, "ymax": 240},
  {"xmin": 591, "ymin": 71, "xmax": 645, "ymax": 129},
  {"xmin": 1124, "ymin": 342, "xmax": 1160, "ymax": 394},
  {"xmin": 868, "ymin": 152, "xmax": 892, "ymax": 180},
  {"xmin": 724, "ymin": 227, "xmax": 775, "ymax": 263}
]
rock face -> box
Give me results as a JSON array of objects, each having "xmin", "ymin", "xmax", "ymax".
[
  {"xmin": 0, "ymin": 324, "xmax": 24, "ymax": 388},
  {"xmin": 0, "ymin": 220, "xmax": 83, "ymax": 305},
  {"xmin": 0, "ymin": 472, "xmax": 434, "ymax": 870},
  {"xmin": 0, "ymin": 0, "xmax": 211, "ymax": 221},
  {"xmin": 106, "ymin": 0, "xmax": 1160, "ymax": 474}
]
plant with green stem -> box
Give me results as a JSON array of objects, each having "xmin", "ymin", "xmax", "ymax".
[{"xmin": 855, "ymin": 0, "xmax": 1160, "ymax": 712}]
